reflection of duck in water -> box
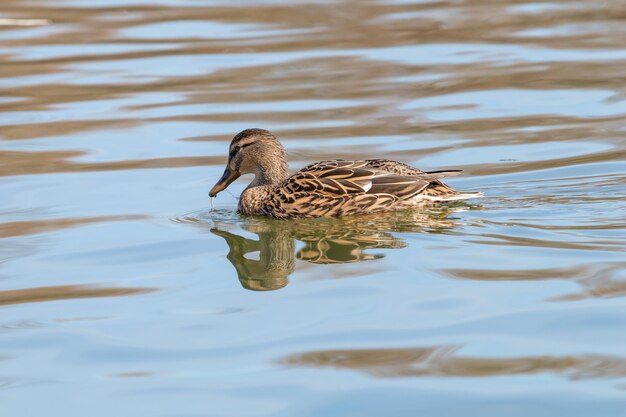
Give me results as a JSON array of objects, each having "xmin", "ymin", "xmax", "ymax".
[
  {"xmin": 209, "ymin": 129, "xmax": 482, "ymax": 219},
  {"xmin": 210, "ymin": 209, "xmax": 459, "ymax": 291},
  {"xmin": 210, "ymin": 227, "xmax": 294, "ymax": 291}
]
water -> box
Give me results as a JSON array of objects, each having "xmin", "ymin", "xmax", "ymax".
[{"xmin": 1, "ymin": 0, "xmax": 625, "ymax": 415}]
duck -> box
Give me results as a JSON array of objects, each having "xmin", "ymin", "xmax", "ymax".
[{"xmin": 209, "ymin": 128, "xmax": 482, "ymax": 219}]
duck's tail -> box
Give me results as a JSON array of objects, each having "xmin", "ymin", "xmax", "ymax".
[{"xmin": 417, "ymin": 170, "xmax": 481, "ymax": 201}]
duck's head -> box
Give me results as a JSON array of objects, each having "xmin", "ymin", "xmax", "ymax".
[{"xmin": 209, "ymin": 128, "xmax": 289, "ymax": 197}]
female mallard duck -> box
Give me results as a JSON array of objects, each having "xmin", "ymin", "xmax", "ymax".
[{"xmin": 209, "ymin": 128, "xmax": 482, "ymax": 219}]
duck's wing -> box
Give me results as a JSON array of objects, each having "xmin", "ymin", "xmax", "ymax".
[
  {"xmin": 287, "ymin": 160, "xmax": 430, "ymax": 200},
  {"xmin": 365, "ymin": 159, "xmax": 463, "ymax": 179}
]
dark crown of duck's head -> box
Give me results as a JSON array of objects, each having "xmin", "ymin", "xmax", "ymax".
[
  {"xmin": 227, "ymin": 128, "xmax": 285, "ymax": 164},
  {"xmin": 231, "ymin": 128, "xmax": 275, "ymax": 145}
]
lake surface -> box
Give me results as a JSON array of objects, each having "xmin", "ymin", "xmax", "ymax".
[{"xmin": 1, "ymin": 0, "xmax": 625, "ymax": 415}]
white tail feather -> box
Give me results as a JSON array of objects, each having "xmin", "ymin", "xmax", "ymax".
[{"xmin": 420, "ymin": 192, "xmax": 484, "ymax": 202}]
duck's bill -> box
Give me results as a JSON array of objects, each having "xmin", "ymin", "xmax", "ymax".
[{"xmin": 209, "ymin": 167, "xmax": 240, "ymax": 197}]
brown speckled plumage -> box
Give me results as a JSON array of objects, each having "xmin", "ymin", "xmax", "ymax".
[{"xmin": 209, "ymin": 129, "xmax": 482, "ymax": 219}]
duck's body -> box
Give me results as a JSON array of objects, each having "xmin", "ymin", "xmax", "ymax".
[
  {"xmin": 209, "ymin": 129, "xmax": 482, "ymax": 219},
  {"xmin": 237, "ymin": 159, "xmax": 480, "ymax": 218}
]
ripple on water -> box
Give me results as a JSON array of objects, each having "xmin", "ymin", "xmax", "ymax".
[{"xmin": 172, "ymin": 208, "xmax": 244, "ymax": 228}]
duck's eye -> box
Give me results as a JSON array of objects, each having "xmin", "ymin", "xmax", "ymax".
[{"xmin": 232, "ymin": 145, "xmax": 241, "ymax": 153}]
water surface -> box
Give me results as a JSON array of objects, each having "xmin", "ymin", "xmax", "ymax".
[{"xmin": 1, "ymin": 0, "xmax": 625, "ymax": 416}]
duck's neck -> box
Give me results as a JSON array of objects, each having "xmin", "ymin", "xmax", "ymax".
[
  {"xmin": 239, "ymin": 169, "xmax": 286, "ymax": 216},
  {"xmin": 247, "ymin": 161, "xmax": 289, "ymax": 189}
]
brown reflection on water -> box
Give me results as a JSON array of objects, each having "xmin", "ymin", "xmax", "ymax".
[
  {"xmin": 0, "ymin": 0, "xmax": 624, "ymax": 178},
  {"xmin": 0, "ymin": 214, "xmax": 146, "ymax": 238},
  {"xmin": 283, "ymin": 345, "xmax": 626, "ymax": 380},
  {"xmin": 443, "ymin": 262, "xmax": 626, "ymax": 302},
  {"xmin": 2, "ymin": 0, "xmax": 624, "ymax": 52},
  {"xmin": 204, "ymin": 208, "xmax": 459, "ymax": 291},
  {"xmin": 0, "ymin": 150, "xmax": 222, "ymax": 177},
  {"xmin": 0, "ymin": 284, "xmax": 156, "ymax": 306}
]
